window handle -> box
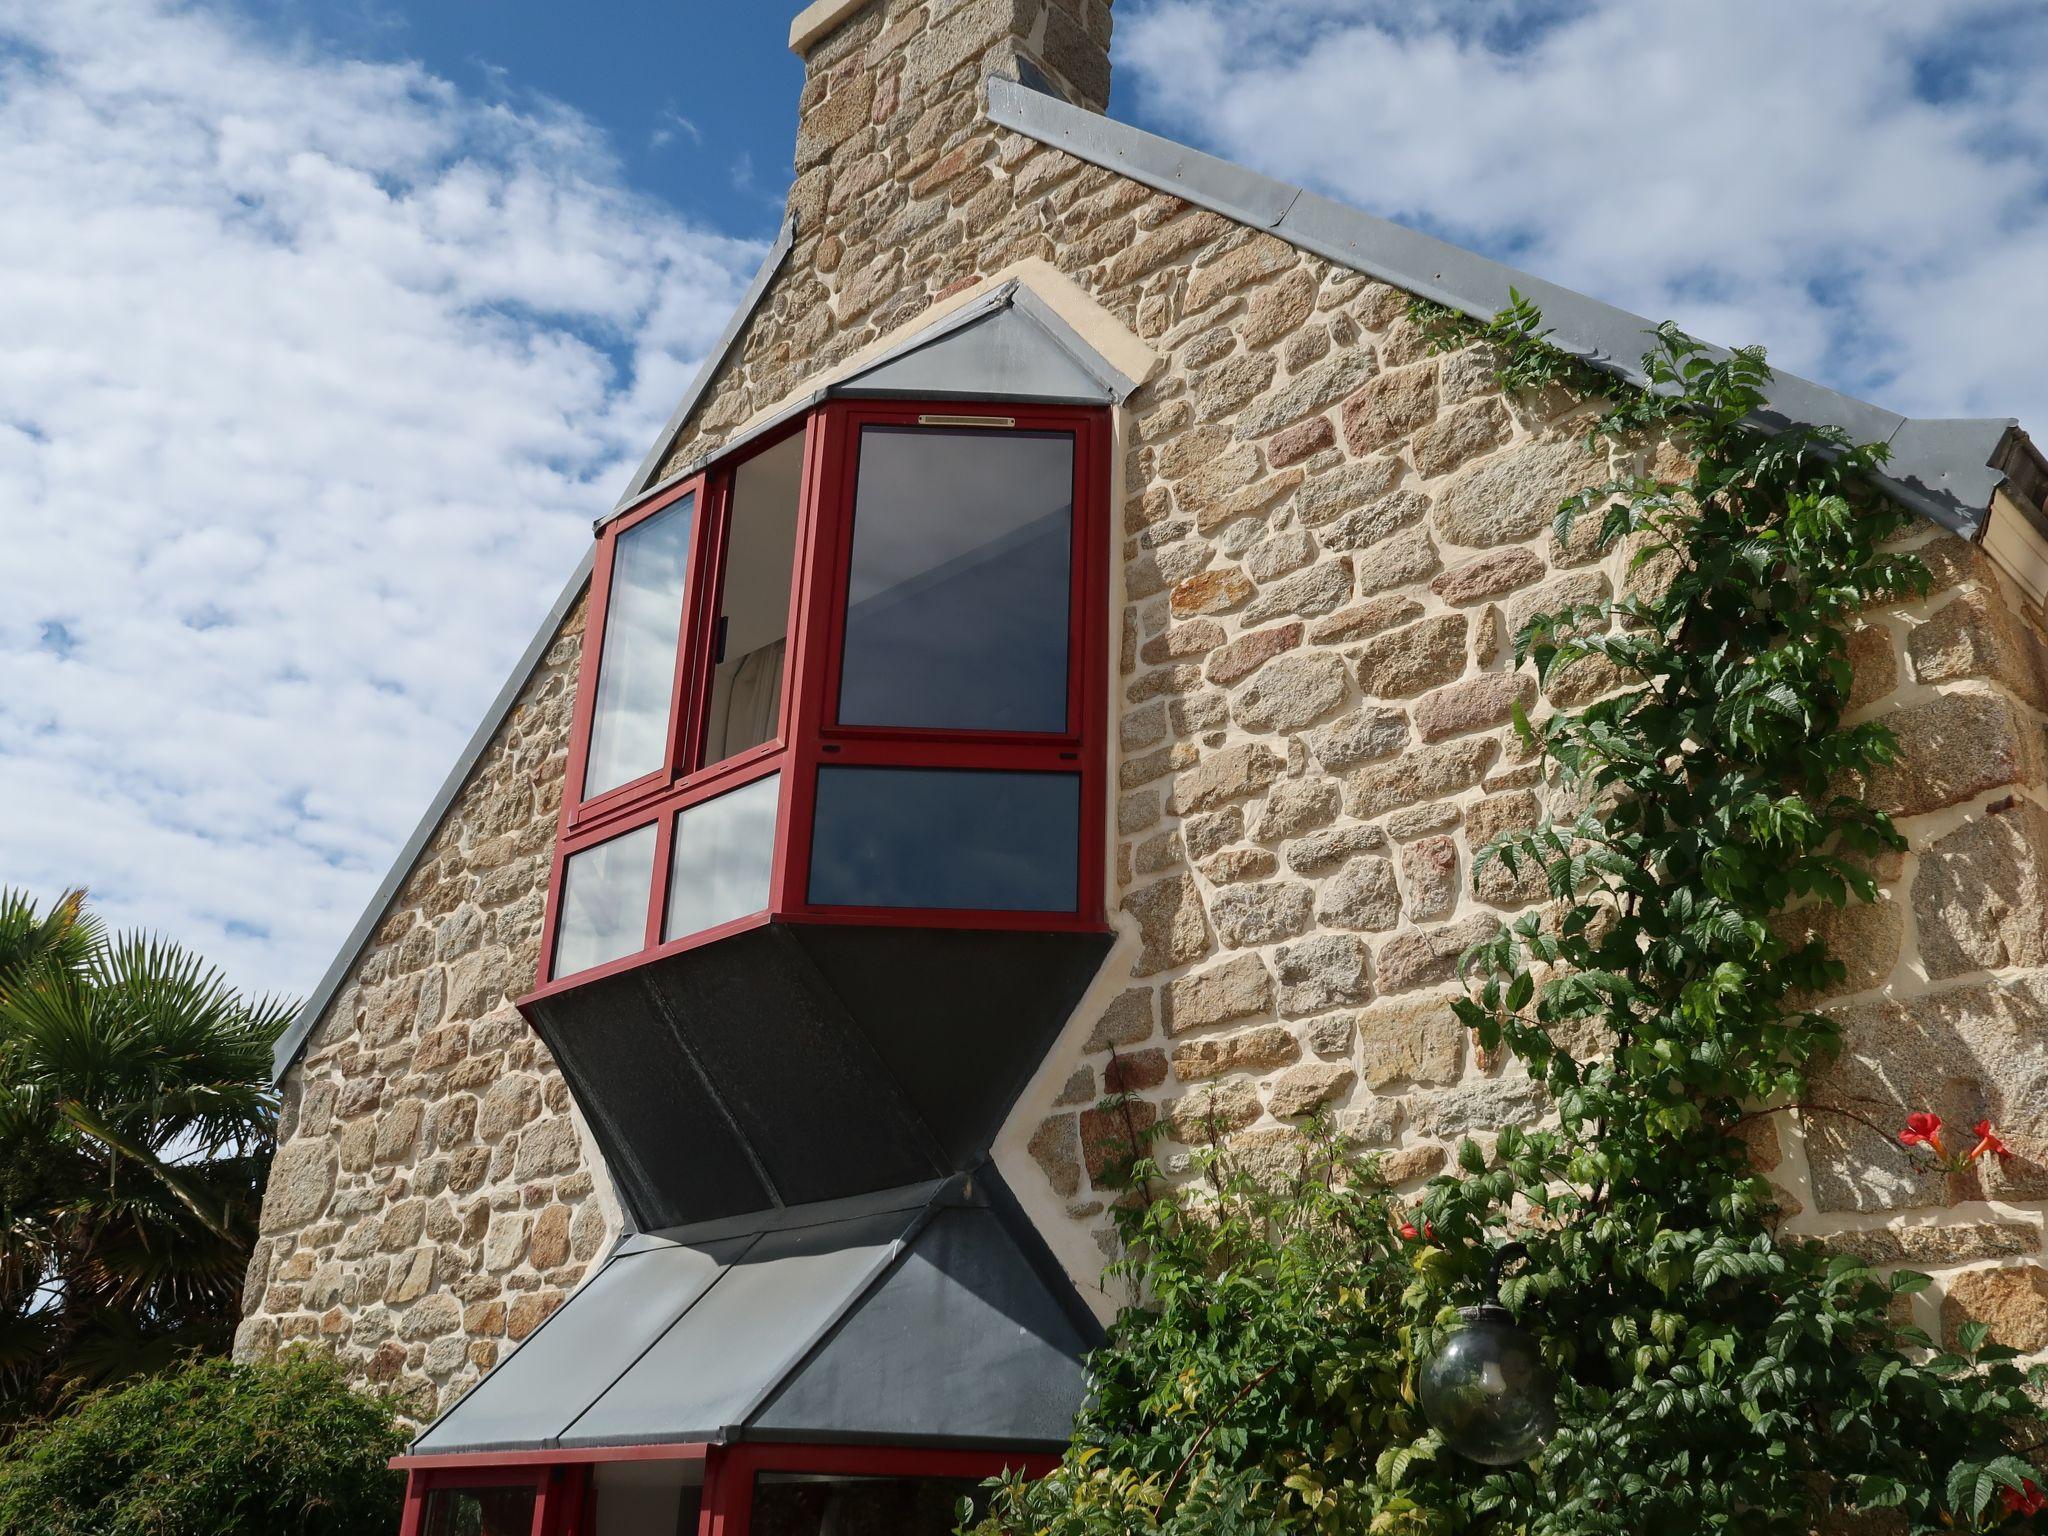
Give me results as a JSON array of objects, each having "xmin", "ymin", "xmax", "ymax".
[{"xmin": 714, "ymin": 615, "xmax": 729, "ymax": 664}]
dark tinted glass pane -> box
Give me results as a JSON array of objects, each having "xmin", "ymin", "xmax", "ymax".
[
  {"xmin": 663, "ymin": 773, "xmax": 779, "ymax": 941},
  {"xmin": 838, "ymin": 426, "xmax": 1073, "ymax": 732},
  {"xmin": 422, "ymin": 1486, "xmax": 536, "ymax": 1536},
  {"xmin": 809, "ymin": 768, "xmax": 1079, "ymax": 911},
  {"xmin": 703, "ymin": 433, "xmax": 803, "ymax": 767},
  {"xmin": 585, "ymin": 496, "xmax": 693, "ymax": 798},
  {"xmin": 553, "ymin": 823, "xmax": 656, "ymax": 978},
  {"xmin": 750, "ymin": 1473, "xmax": 986, "ymax": 1536}
]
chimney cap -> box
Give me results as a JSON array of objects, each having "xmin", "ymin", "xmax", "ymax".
[{"xmin": 789, "ymin": 0, "xmax": 873, "ymax": 56}]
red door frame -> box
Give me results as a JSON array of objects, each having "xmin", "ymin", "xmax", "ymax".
[
  {"xmin": 526, "ymin": 398, "xmax": 1111, "ymax": 1003},
  {"xmin": 397, "ymin": 1441, "xmax": 1058, "ymax": 1536},
  {"xmin": 398, "ymin": 1460, "xmax": 591, "ymax": 1536}
]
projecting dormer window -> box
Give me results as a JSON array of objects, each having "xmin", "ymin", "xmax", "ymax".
[{"xmin": 534, "ymin": 396, "xmax": 1110, "ymax": 992}]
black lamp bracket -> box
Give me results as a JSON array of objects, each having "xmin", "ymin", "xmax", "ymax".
[{"xmin": 1461, "ymin": 1241, "xmax": 1532, "ymax": 1323}]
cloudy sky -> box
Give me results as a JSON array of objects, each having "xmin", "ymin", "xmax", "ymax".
[{"xmin": 1, "ymin": 0, "xmax": 2042, "ymax": 1006}]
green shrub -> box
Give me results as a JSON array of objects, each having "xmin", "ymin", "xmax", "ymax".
[{"xmin": 0, "ymin": 1352, "xmax": 406, "ymax": 1535}]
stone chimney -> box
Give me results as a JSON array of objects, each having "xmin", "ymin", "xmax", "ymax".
[{"xmin": 787, "ymin": 1, "xmax": 1114, "ymax": 195}]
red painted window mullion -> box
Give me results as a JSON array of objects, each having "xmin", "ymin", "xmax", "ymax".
[
  {"xmin": 645, "ymin": 802, "xmax": 677, "ymax": 954},
  {"xmin": 659, "ymin": 473, "xmax": 715, "ymax": 792},
  {"xmin": 557, "ymin": 519, "xmax": 620, "ymax": 838},
  {"xmin": 679, "ymin": 466, "xmax": 732, "ymax": 781},
  {"xmin": 773, "ymin": 407, "xmax": 848, "ymax": 922}
]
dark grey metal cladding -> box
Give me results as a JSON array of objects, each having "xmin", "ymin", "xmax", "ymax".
[
  {"xmin": 408, "ymin": 1174, "xmax": 1099, "ymax": 1458},
  {"xmin": 524, "ymin": 923, "xmax": 1113, "ymax": 1232},
  {"xmin": 412, "ymin": 1233, "xmax": 754, "ymax": 1456},
  {"xmin": 524, "ymin": 930, "xmax": 940, "ymax": 1231},
  {"xmin": 638, "ymin": 926, "xmax": 949, "ymax": 1205},
  {"xmin": 789, "ymin": 924, "xmax": 1113, "ymax": 1171},
  {"xmin": 748, "ymin": 1197, "xmax": 1097, "ymax": 1447},
  {"xmin": 985, "ymin": 77, "xmax": 2018, "ymax": 538},
  {"xmin": 526, "ymin": 961, "xmax": 777, "ymax": 1230}
]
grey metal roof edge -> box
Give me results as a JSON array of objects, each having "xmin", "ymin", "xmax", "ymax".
[
  {"xmin": 273, "ymin": 550, "xmax": 595, "ymax": 1083},
  {"xmin": 1007, "ymin": 284, "xmax": 1143, "ymax": 402},
  {"xmin": 1876, "ymin": 418, "xmax": 2020, "ymax": 538},
  {"xmin": 986, "ymin": 78, "xmax": 2017, "ymax": 538},
  {"xmin": 646, "ymin": 1175, "xmax": 962, "ymax": 1248},
  {"xmin": 609, "ymin": 218, "xmax": 797, "ymax": 522},
  {"xmin": 729, "ymin": 1425, "xmax": 1076, "ymax": 1453}
]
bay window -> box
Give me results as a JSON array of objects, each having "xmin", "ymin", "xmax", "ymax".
[{"xmin": 534, "ymin": 400, "xmax": 1108, "ymax": 993}]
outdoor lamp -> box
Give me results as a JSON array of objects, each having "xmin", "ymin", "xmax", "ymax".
[{"xmin": 1418, "ymin": 1243, "xmax": 1558, "ymax": 1465}]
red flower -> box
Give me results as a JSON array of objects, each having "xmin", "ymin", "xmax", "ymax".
[
  {"xmin": 1968, "ymin": 1120, "xmax": 2015, "ymax": 1167},
  {"xmin": 2001, "ymin": 1477, "xmax": 2046, "ymax": 1517},
  {"xmin": 1399, "ymin": 1222, "xmax": 1419, "ymax": 1240},
  {"xmin": 1899, "ymin": 1112, "xmax": 1946, "ymax": 1157}
]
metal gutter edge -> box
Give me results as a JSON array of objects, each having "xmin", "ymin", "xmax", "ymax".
[
  {"xmin": 986, "ymin": 78, "xmax": 2012, "ymax": 538},
  {"xmin": 272, "ymin": 549, "xmax": 595, "ymax": 1082},
  {"xmin": 1009, "ymin": 283, "xmax": 1143, "ymax": 401},
  {"xmin": 609, "ymin": 218, "xmax": 797, "ymax": 522}
]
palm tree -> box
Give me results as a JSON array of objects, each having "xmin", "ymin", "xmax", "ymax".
[{"xmin": 0, "ymin": 888, "xmax": 292, "ymax": 1423}]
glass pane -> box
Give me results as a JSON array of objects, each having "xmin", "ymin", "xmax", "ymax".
[
  {"xmin": 592, "ymin": 1459, "xmax": 704, "ymax": 1536},
  {"xmin": 664, "ymin": 774, "xmax": 780, "ymax": 941},
  {"xmin": 702, "ymin": 433, "xmax": 804, "ymax": 767},
  {"xmin": 839, "ymin": 426, "xmax": 1073, "ymax": 733},
  {"xmin": 584, "ymin": 496, "xmax": 694, "ymax": 799},
  {"xmin": 422, "ymin": 1485, "xmax": 536, "ymax": 1536},
  {"xmin": 553, "ymin": 823, "xmax": 657, "ymax": 978},
  {"xmin": 750, "ymin": 1472, "xmax": 987, "ymax": 1536},
  {"xmin": 809, "ymin": 768, "xmax": 1080, "ymax": 912}
]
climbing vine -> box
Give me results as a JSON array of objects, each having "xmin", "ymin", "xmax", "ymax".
[{"xmin": 967, "ymin": 302, "xmax": 2048, "ymax": 1535}]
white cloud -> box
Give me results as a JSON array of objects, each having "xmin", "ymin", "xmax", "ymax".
[
  {"xmin": 1117, "ymin": 0, "xmax": 2048, "ymax": 427},
  {"xmin": 0, "ymin": 0, "xmax": 763, "ymax": 1000}
]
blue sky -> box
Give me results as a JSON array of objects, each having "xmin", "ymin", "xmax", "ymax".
[
  {"xmin": 252, "ymin": 2, "xmax": 810, "ymax": 241},
  {"xmin": 1, "ymin": 0, "xmax": 2043, "ymax": 1006}
]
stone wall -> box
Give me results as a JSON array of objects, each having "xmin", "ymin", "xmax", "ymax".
[
  {"xmin": 235, "ymin": 598, "xmax": 616, "ymax": 1424},
  {"xmin": 657, "ymin": 0, "xmax": 2048, "ymax": 1349},
  {"xmin": 240, "ymin": 0, "xmax": 2048, "ymax": 1426}
]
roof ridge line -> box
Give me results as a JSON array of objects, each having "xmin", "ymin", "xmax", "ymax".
[{"xmin": 986, "ymin": 77, "xmax": 2012, "ymax": 538}]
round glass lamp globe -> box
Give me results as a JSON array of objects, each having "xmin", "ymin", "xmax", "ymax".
[{"xmin": 1418, "ymin": 1305, "xmax": 1558, "ymax": 1466}]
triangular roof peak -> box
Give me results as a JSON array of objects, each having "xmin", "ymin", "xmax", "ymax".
[{"xmin": 608, "ymin": 258, "xmax": 1157, "ymax": 526}]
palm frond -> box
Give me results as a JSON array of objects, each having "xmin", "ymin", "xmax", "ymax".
[{"xmin": 0, "ymin": 888, "xmax": 100, "ymax": 1003}]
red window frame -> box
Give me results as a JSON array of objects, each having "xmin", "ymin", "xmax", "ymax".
[
  {"xmin": 399, "ymin": 1460, "xmax": 589, "ymax": 1536},
  {"xmin": 394, "ymin": 1442, "xmax": 1057, "ymax": 1536},
  {"xmin": 528, "ymin": 399, "xmax": 1110, "ymax": 1001}
]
